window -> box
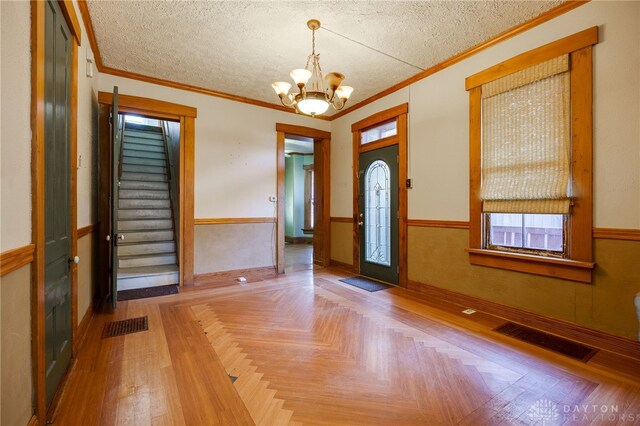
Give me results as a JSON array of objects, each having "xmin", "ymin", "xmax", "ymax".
[
  {"xmin": 364, "ymin": 160, "xmax": 391, "ymax": 266},
  {"xmin": 465, "ymin": 27, "xmax": 598, "ymax": 283},
  {"xmin": 361, "ymin": 120, "xmax": 397, "ymax": 144}
]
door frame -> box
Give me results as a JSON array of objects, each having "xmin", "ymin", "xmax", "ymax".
[
  {"xmin": 275, "ymin": 123, "xmax": 331, "ymax": 273},
  {"xmin": 97, "ymin": 92, "xmax": 197, "ymax": 290},
  {"xmin": 30, "ymin": 1, "xmax": 82, "ymax": 422},
  {"xmin": 351, "ymin": 104, "xmax": 408, "ymax": 286}
]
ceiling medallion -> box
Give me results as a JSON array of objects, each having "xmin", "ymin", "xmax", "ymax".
[{"xmin": 272, "ymin": 19, "xmax": 353, "ymax": 117}]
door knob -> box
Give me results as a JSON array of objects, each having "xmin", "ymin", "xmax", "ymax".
[
  {"xmin": 69, "ymin": 256, "xmax": 80, "ymax": 264},
  {"xmin": 357, "ymin": 221, "xmax": 364, "ymax": 226},
  {"xmin": 117, "ymin": 234, "xmax": 125, "ymax": 241},
  {"xmin": 106, "ymin": 235, "xmax": 111, "ymax": 241}
]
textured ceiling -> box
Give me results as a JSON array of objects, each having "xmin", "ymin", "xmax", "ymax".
[{"xmin": 87, "ymin": 0, "xmax": 563, "ymax": 115}]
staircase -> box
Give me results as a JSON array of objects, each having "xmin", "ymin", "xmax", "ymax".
[{"xmin": 117, "ymin": 122, "xmax": 179, "ymax": 291}]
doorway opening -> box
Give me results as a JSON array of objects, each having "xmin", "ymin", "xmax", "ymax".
[
  {"xmin": 276, "ymin": 124, "xmax": 331, "ymax": 273},
  {"xmin": 98, "ymin": 90, "xmax": 197, "ymax": 307},
  {"xmin": 114, "ymin": 113, "xmax": 181, "ymax": 299},
  {"xmin": 284, "ymin": 137, "xmax": 315, "ymax": 272}
]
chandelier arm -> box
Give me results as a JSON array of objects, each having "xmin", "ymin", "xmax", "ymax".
[{"xmin": 278, "ymin": 94, "xmax": 296, "ymax": 108}]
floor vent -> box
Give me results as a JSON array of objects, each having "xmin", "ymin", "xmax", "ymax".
[
  {"xmin": 102, "ymin": 316, "xmax": 149, "ymax": 338},
  {"xmin": 229, "ymin": 374, "xmax": 238, "ymax": 383},
  {"xmin": 494, "ymin": 322, "xmax": 598, "ymax": 362}
]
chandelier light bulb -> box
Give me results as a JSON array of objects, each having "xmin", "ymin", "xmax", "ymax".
[
  {"xmin": 271, "ymin": 81, "xmax": 292, "ymax": 96},
  {"xmin": 290, "ymin": 69, "xmax": 312, "ymax": 87},
  {"xmin": 335, "ymin": 85, "xmax": 354, "ymax": 100},
  {"xmin": 297, "ymin": 93, "xmax": 330, "ymax": 116}
]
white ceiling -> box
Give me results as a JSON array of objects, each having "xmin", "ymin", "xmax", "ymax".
[
  {"xmin": 285, "ymin": 138, "xmax": 314, "ymax": 155},
  {"xmin": 87, "ymin": 1, "xmax": 563, "ymax": 116}
]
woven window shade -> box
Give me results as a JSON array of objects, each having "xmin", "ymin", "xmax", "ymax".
[{"xmin": 481, "ymin": 55, "xmax": 571, "ymax": 214}]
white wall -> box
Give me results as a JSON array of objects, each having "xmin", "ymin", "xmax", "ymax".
[
  {"xmin": 98, "ymin": 74, "xmax": 330, "ymax": 219},
  {"xmin": 0, "ymin": 1, "xmax": 32, "ymax": 252},
  {"xmin": 74, "ymin": 0, "xmax": 100, "ymax": 228},
  {"xmin": 330, "ymin": 1, "xmax": 640, "ymax": 229}
]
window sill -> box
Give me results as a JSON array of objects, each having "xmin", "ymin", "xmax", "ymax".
[{"xmin": 466, "ymin": 248, "xmax": 594, "ymax": 283}]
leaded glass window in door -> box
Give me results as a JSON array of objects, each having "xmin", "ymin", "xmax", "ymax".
[{"xmin": 364, "ymin": 160, "xmax": 391, "ymax": 266}]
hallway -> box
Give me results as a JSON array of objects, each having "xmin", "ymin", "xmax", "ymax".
[{"xmin": 52, "ymin": 267, "xmax": 640, "ymax": 425}]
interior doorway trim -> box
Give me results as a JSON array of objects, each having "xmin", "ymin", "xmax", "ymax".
[
  {"xmin": 351, "ymin": 103, "xmax": 409, "ymax": 286},
  {"xmin": 275, "ymin": 123, "xmax": 331, "ymax": 273},
  {"xmin": 30, "ymin": 1, "xmax": 82, "ymax": 422},
  {"xmin": 97, "ymin": 92, "xmax": 197, "ymax": 287}
]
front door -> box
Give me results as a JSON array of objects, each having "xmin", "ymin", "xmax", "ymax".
[
  {"xmin": 358, "ymin": 145, "xmax": 399, "ymax": 284},
  {"xmin": 44, "ymin": 0, "xmax": 72, "ymax": 405}
]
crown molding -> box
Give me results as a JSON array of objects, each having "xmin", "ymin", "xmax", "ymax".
[{"xmin": 78, "ymin": 0, "xmax": 588, "ymax": 122}]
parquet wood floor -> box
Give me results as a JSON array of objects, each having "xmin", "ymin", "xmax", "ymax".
[{"xmin": 52, "ymin": 268, "xmax": 640, "ymax": 425}]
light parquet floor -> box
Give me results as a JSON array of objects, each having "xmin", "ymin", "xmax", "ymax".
[{"xmin": 53, "ymin": 267, "xmax": 640, "ymax": 425}]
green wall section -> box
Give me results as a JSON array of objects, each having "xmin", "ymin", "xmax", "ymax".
[
  {"xmin": 406, "ymin": 227, "xmax": 640, "ymax": 340},
  {"xmin": 284, "ymin": 155, "xmax": 313, "ymax": 239}
]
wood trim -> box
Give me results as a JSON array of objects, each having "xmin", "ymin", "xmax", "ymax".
[
  {"xmin": 331, "ymin": 217, "xmax": 353, "ymax": 223},
  {"xmin": 351, "ymin": 104, "xmax": 408, "ymax": 132},
  {"xmin": 407, "ymin": 220, "xmax": 470, "ymax": 229},
  {"xmin": 275, "ymin": 123, "xmax": 331, "ymax": 140},
  {"xmin": 593, "ymin": 228, "xmax": 640, "ymax": 241},
  {"xmin": 277, "ymin": 132, "xmax": 286, "ymax": 274},
  {"xmin": 0, "ymin": 244, "xmax": 35, "ymax": 277},
  {"xmin": 398, "ymin": 113, "xmax": 408, "ymax": 287},
  {"xmin": 330, "ymin": 1, "xmax": 590, "ymax": 121},
  {"xmin": 98, "ymin": 91, "xmax": 197, "ymax": 118},
  {"xmin": 329, "ymin": 259, "xmax": 355, "ymax": 272},
  {"xmin": 358, "ymin": 135, "xmax": 399, "ymax": 154},
  {"xmin": 178, "ymin": 117, "xmax": 185, "ymax": 286},
  {"xmin": 28, "ymin": 415, "xmax": 38, "ymax": 426},
  {"xmin": 465, "ymin": 26, "xmax": 598, "ymax": 90},
  {"xmin": 352, "ymin": 131, "xmax": 360, "ymax": 273},
  {"xmin": 468, "ymin": 87, "xmax": 482, "ymax": 249},
  {"xmin": 59, "ymin": 0, "xmax": 81, "ymax": 45},
  {"xmin": 406, "ymin": 278, "xmax": 640, "ymax": 360},
  {"xmin": 76, "ymin": 1, "xmax": 102, "ymax": 68},
  {"xmin": 467, "ymin": 248, "xmax": 594, "ymax": 283},
  {"xmin": 321, "ymin": 137, "xmax": 331, "ymax": 267},
  {"xmin": 77, "ymin": 223, "xmax": 98, "ymax": 238},
  {"xmin": 195, "ymin": 217, "xmax": 276, "ymax": 225},
  {"xmin": 568, "ymin": 46, "xmax": 593, "ymax": 264},
  {"xmin": 100, "ymin": 66, "xmax": 334, "ymax": 120},
  {"xmin": 191, "ymin": 266, "xmax": 278, "ymax": 289},
  {"xmin": 31, "ymin": 1, "xmax": 47, "ymax": 421},
  {"xmin": 183, "ymin": 116, "xmax": 195, "ymax": 286}
]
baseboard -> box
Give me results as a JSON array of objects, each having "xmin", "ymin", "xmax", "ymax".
[
  {"xmin": 76, "ymin": 300, "xmax": 94, "ymax": 352},
  {"xmin": 27, "ymin": 415, "xmax": 38, "ymax": 426},
  {"xmin": 329, "ymin": 259, "xmax": 355, "ymax": 272},
  {"xmin": 407, "ymin": 279, "xmax": 640, "ymax": 360},
  {"xmin": 285, "ymin": 236, "xmax": 313, "ymax": 244},
  {"xmin": 191, "ymin": 266, "xmax": 278, "ymax": 289}
]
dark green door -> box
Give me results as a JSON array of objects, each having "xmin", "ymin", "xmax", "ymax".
[
  {"xmin": 358, "ymin": 145, "xmax": 399, "ymax": 284},
  {"xmin": 44, "ymin": 0, "xmax": 72, "ymax": 405}
]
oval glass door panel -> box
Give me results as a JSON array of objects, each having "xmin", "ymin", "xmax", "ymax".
[{"xmin": 364, "ymin": 160, "xmax": 391, "ymax": 266}]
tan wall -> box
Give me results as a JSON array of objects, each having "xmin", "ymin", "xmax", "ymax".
[
  {"xmin": 77, "ymin": 233, "xmax": 96, "ymax": 325},
  {"xmin": 194, "ymin": 223, "xmax": 275, "ymax": 275},
  {"xmin": 408, "ymin": 226, "xmax": 640, "ymax": 340},
  {"xmin": 1, "ymin": 265, "xmax": 33, "ymax": 426},
  {"xmin": 330, "ymin": 222, "xmax": 353, "ymax": 265}
]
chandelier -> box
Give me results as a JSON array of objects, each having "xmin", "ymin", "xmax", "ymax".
[{"xmin": 272, "ymin": 19, "xmax": 353, "ymax": 117}]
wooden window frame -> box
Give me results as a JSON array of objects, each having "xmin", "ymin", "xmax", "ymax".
[
  {"xmin": 465, "ymin": 27, "xmax": 598, "ymax": 283},
  {"xmin": 351, "ymin": 103, "xmax": 408, "ymax": 286}
]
